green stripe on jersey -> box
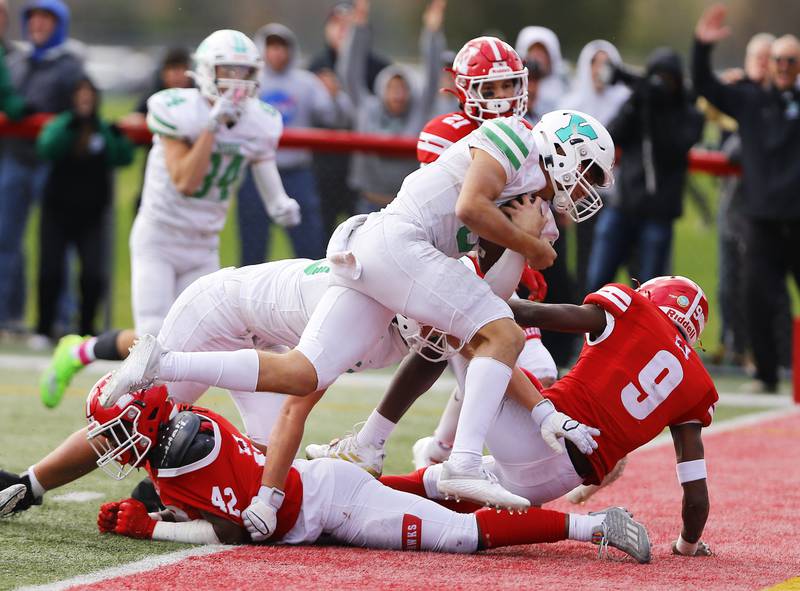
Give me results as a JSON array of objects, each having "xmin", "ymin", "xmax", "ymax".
[
  {"xmin": 150, "ymin": 113, "xmax": 177, "ymax": 131},
  {"xmin": 481, "ymin": 126, "xmax": 521, "ymax": 170},
  {"xmin": 494, "ymin": 120, "xmax": 529, "ymax": 157}
]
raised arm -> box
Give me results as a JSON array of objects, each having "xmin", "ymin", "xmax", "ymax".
[
  {"xmin": 415, "ymin": 0, "xmax": 448, "ymax": 125},
  {"xmin": 669, "ymin": 423, "xmax": 712, "ymax": 556},
  {"xmin": 336, "ymin": 0, "xmax": 372, "ymax": 108}
]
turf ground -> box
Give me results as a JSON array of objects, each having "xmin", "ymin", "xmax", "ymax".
[{"xmin": 0, "ymin": 356, "xmax": 797, "ymax": 590}]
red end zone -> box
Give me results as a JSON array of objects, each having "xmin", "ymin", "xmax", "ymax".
[{"xmin": 69, "ymin": 411, "xmax": 800, "ymax": 591}]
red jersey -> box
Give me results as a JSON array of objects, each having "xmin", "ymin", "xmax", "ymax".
[
  {"xmin": 416, "ymin": 111, "xmax": 478, "ymax": 164},
  {"xmin": 545, "ymin": 284, "xmax": 718, "ymax": 485},
  {"xmin": 145, "ymin": 406, "xmax": 303, "ymax": 540}
]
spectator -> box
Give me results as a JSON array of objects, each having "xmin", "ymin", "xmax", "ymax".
[
  {"xmin": 586, "ymin": 47, "xmax": 704, "ymax": 293},
  {"xmin": 514, "ymin": 26, "xmax": 568, "ymax": 115},
  {"xmin": 0, "ymin": 0, "xmax": 83, "ymax": 333},
  {"xmin": 236, "ymin": 22, "xmax": 349, "ymax": 264},
  {"xmin": 693, "ymin": 4, "xmax": 800, "ymax": 393},
  {"xmin": 308, "ymin": 3, "xmax": 387, "ymax": 238},
  {"xmin": 338, "ymin": 0, "xmax": 446, "ymax": 213},
  {"xmin": 564, "ymin": 40, "xmax": 631, "ymax": 294},
  {"xmin": 431, "ymin": 48, "xmax": 458, "ymax": 116},
  {"xmin": 34, "ymin": 76, "xmax": 133, "ymax": 340}
]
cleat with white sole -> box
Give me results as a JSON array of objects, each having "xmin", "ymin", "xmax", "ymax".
[
  {"xmin": 436, "ymin": 461, "xmax": 530, "ymax": 511},
  {"xmin": 590, "ymin": 506, "xmax": 651, "ymax": 564},
  {"xmin": 100, "ymin": 334, "xmax": 163, "ymax": 408},
  {"xmin": 0, "ymin": 484, "xmax": 26, "ymax": 517},
  {"xmin": 305, "ymin": 427, "xmax": 384, "ymax": 478}
]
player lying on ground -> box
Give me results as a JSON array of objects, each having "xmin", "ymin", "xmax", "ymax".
[
  {"xmin": 68, "ymin": 376, "xmax": 649, "ymax": 563},
  {"xmin": 0, "ymin": 254, "xmax": 596, "ymax": 514},
  {"xmin": 38, "ymin": 29, "xmax": 301, "ymax": 409},
  {"xmin": 100, "ymin": 108, "xmax": 616, "ymax": 532},
  {"xmin": 310, "ymin": 276, "xmax": 716, "ymax": 557}
]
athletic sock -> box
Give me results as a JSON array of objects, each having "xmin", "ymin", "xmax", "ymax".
[
  {"xmin": 432, "ymin": 387, "xmax": 463, "ymax": 449},
  {"xmin": 379, "ymin": 468, "xmax": 428, "ymax": 497},
  {"xmin": 476, "ymin": 507, "xmax": 567, "ymax": 548},
  {"xmin": 356, "ymin": 410, "xmax": 396, "ymax": 449},
  {"xmin": 160, "ymin": 349, "xmax": 260, "ymax": 393},
  {"xmin": 73, "ymin": 337, "xmax": 97, "ymax": 365},
  {"xmin": 448, "ymin": 357, "xmax": 512, "ymax": 473},
  {"xmin": 92, "ymin": 330, "xmax": 124, "ymax": 361},
  {"xmin": 568, "ymin": 513, "xmax": 606, "ymax": 542}
]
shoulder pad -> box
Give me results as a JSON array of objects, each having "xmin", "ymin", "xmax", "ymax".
[
  {"xmin": 146, "ymin": 89, "xmax": 198, "ymax": 139},
  {"xmin": 151, "ymin": 411, "xmax": 214, "ymax": 469}
]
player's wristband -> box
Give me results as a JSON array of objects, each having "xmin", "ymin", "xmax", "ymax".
[
  {"xmin": 530, "ymin": 399, "xmax": 555, "ymax": 426},
  {"xmin": 675, "ymin": 534, "xmax": 699, "ymax": 555},
  {"xmin": 256, "ymin": 486, "xmax": 285, "ymax": 511},
  {"xmin": 676, "ymin": 459, "xmax": 707, "ymax": 484}
]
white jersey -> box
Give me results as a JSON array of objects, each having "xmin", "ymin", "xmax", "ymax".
[
  {"xmin": 141, "ymin": 88, "xmax": 283, "ymax": 233},
  {"xmin": 385, "ymin": 116, "xmax": 547, "ymax": 258},
  {"xmin": 234, "ymin": 259, "xmax": 409, "ymax": 372}
]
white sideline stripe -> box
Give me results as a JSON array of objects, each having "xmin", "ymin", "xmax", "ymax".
[
  {"xmin": 15, "ymin": 544, "xmax": 229, "ymax": 591},
  {"xmin": 0, "ymin": 353, "xmax": 794, "ymax": 406},
  {"xmin": 50, "ymin": 491, "xmax": 103, "ymax": 503}
]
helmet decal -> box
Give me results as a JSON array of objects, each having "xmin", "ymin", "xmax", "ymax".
[{"xmin": 555, "ymin": 113, "xmax": 598, "ymax": 142}]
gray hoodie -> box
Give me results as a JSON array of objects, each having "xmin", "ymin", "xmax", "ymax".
[
  {"xmin": 338, "ymin": 22, "xmax": 444, "ymax": 197},
  {"xmin": 514, "ymin": 26, "xmax": 568, "ymax": 115},
  {"xmin": 254, "ymin": 23, "xmax": 351, "ymax": 170}
]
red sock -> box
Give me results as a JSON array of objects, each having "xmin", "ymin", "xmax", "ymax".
[
  {"xmin": 379, "ymin": 469, "xmax": 482, "ymax": 513},
  {"xmin": 475, "ymin": 507, "xmax": 567, "ymax": 549}
]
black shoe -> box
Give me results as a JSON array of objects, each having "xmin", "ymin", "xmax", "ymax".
[
  {"xmin": 131, "ymin": 476, "xmax": 164, "ymax": 512},
  {"xmin": 0, "ymin": 470, "xmax": 42, "ymax": 513}
]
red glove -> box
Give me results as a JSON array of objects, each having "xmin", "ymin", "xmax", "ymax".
[
  {"xmin": 114, "ymin": 498, "xmax": 157, "ymax": 539},
  {"xmin": 97, "ymin": 500, "xmax": 121, "ymax": 533},
  {"xmin": 520, "ymin": 266, "xmax": 548, "ymax": 302}
]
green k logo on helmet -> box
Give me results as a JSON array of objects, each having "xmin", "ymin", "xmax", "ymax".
[{"xmin": 554, "ymin": 113, "xmax": 598, "ymax": 143}]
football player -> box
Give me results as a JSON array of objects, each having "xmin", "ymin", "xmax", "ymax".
[
  {"xmin": 411, "ymin": 37, "xmax": 558, "ymax": 468},
  {"xmin": 78, "ymin": 376, "xmax": 651, "ymax": 563},
  {"xmin": 381, "ymin": 276, "xmax": 716, "ymax": 557},
  {"xmin": 38, "ymin": 29, "xmax": 301, "ymax": 409},
  {"xmin": 101, "ymin": 107, "xmax": 615, "ymax": 538}
]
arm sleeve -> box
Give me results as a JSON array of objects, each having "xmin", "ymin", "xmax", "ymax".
[
  {"xmin": 152, "ymin": 519, "xmax": 222, "ymax": 545},
  {"xmin": 467, "ymin": 117, "xmax": 536, "ymax": 183},
  {"xmin": 691, "ymin": 39, "xmax": 746, "ymax": 118},
  {"xmin": 251, "ymin": 158, "xmax": 291, "ymax": 206},
  {"xmin": 100, "ymin": 121, "xmax": 135, "ymax": 167},
  {"xmin": 482, "ymin": 249, "xmax": 525, "ymax": 301},
  {"xmin": 337, "ymin": 23, "xmax": 371, "ymax": 108},
  {"xmin": 36, "ymin": 112, "xmax": 76, "ymax": 161}
]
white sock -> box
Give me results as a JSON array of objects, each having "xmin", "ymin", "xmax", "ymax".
[
  {"xmin": 568, "ymin": 513, "xmax": 605, "ymax": 542},
  {"xmin": 160, "ymin": 349, "xmax": 260, "ymax": 393},
  {"xmin": 448, "ymin": 357, "xmax": 512, "ymax": 473},
  {"xmin": 432, "ymin": 387, "xmax": 463, "ymax": 448},
  {"xmin": 356, "ymin": 410, "xmax": 396, "ymax": 448},
  {"xmin": 25, "ymin": 465, "xmax": 46, "ymax": 498},
  {"xmin": 73, "ymin": 337, "xmax": 97, "ymax": 365}
]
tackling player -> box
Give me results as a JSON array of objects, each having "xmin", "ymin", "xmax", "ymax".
[
  {"xmin": 38, "ymin": 29, "xmax": 301, "ymax": 409},
  {"xmin": 74, "ymin": 376, "xmax": 651, "ymax": 563},
  {"xmin": 381, "ymin": 276, "xmax": 716, "ymax": 557}
]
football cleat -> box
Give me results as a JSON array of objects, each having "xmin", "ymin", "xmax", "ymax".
[
  {"xmin": 305, "ymin": 426, "xmax": 385, "ymax": 478},
  {"xmin": 0, "ymin": 484, "xmax": 26, "ymax": 517},
  {"xmin": 100, "ymin": 334, "xmax": 163, "ymax": 408},
  {"xmin": 40, "ymin": 334, "xmax": 88, "ymax": 408},
  {"xmin": 437, "ymin": 461, "xmax": 530, "ymax": 511},
  {"xmin": 0, "ymin": 470, "xmax": 41, "ymax": 513},
  {"xmin": 590, "ymin": 506, "xmax": 651, "ymax": 564},
  {"xmin": 412, "ymin": 436, "xmax": 452, "ymax": 470}
]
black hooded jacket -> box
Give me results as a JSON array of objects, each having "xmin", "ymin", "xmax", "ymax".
[{"xmin": 608, "ymin": 47, "xmax": 704, "ymax": 220}]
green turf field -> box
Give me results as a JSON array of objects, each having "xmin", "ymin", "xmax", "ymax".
[{"xmin": 0, "ymin": 359, "xmax": 785, "ymax": 590}]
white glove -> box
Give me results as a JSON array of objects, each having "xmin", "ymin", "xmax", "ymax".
[
  {"xmin": 267, "ymin": 196, "xmax": 302, "ymax": 227},
  {"xmin": 205, "ymin": 90, "xmax": 241, "ymax": 132},
  {"xmin": 241, "ymin": 486, "xmax": 284, "ymax": 542},
  {"xmin": 531, "ymin": 399, "xmax": 600, "ymax": 455}
]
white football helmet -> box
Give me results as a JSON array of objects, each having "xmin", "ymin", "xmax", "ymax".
[
  {"xmin": 532, "ymin": 110, "xmax": 615, "ymax": 223},
  {"xmin": 191, "ymin": 29, "xmax": 262, "ymax": 102},
  {"xmin": 395, "ymin": 315, "xmax": 463, "ymax": 362}
]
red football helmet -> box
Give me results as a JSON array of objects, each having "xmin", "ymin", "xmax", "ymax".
[
  {"xmin": 637, "ymin": 276, "xmax": 709, "ymax": 345},
  {"xmin": 450, "ymin": 36, "xmax": 528, "ymax": 122},
  {"xmin": 85, "ymin": 373, "xmax": 173, "ymax": 480}
]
